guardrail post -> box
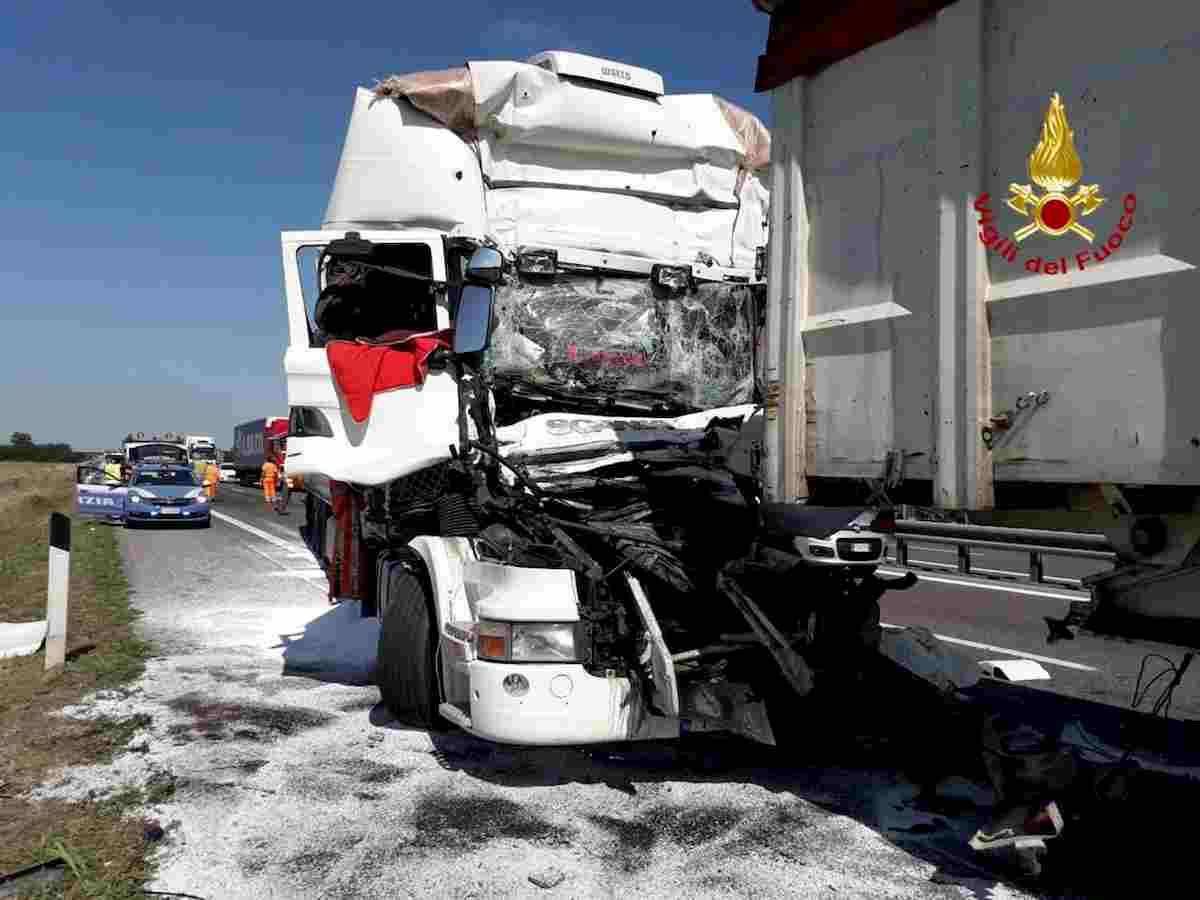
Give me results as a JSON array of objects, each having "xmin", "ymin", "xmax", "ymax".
[
  {"xmin": 957, "ymin": 544, "xmax": 971, "ymax": 574},
  {"xmin": 45, "ymin": 513, "xmax": 70, "ymax": 672},
  {"xmin": 1029, "ymin": 551, "xmax": 1044, "ymax": 584},
  {"xmin": 895, "ymin": 537, "xmax": 908, "ymax": 567}
]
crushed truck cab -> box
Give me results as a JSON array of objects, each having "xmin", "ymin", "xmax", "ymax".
[{"xmin": 284, "ymin": 50, "xmax": 929, "ymax": 748}]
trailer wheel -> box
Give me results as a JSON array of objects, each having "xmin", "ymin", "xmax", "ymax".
[{"xmin": 376, "ymin": 557, "xmax": 441, "ymax": 729}]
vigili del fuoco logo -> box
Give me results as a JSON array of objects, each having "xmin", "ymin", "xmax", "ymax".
[{"xmin": 975, "ymin": 93, "xmax": 1136, "ymax": 276}]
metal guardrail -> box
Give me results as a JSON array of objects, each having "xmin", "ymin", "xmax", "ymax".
[{"xmin": 892, "ymin": 520, "xmax": 1118, "ymax": 587}]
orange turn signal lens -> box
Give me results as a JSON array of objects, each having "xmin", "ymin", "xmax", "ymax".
[{"xmin": 475, "ymin": 620, "xmax": 511, "ymax": 661}]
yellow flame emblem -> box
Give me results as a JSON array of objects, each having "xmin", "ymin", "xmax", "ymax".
[
  {"xmin": 1029, "ymin": 93, "xmax": 1082, "ymax": 192},
  {"xmin": 1006, "ymin": 93, "xmax": 1105, "ymax": 242}
]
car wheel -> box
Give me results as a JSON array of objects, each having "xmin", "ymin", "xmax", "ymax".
[{"xmin": 376, "ymin": 555, "xmax": 442, "ymax": 729}]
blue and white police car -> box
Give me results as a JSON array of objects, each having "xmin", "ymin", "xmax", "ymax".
[{"xmin": 124, "ymin": 463, "xmax": 211, "ymax": 527}]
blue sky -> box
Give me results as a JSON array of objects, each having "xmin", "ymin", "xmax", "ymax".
[{"xmin": 1, "ymin": 1, "xmax": 770, "ymax": 449}]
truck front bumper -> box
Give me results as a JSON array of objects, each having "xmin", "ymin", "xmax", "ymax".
[{"xmin": 450, "ymin": 660, "xmax": 678, "ymax": 746}]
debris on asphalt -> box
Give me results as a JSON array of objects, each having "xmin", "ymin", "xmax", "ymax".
[
  {"xmin": 877, "ymin": 626, "xmax": 980, "ymax": 694},
  {"xmin": 528, "ymin": 867, "xmax": 566, "ymax": 889}
]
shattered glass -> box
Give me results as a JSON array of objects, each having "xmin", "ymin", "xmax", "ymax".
[{"xmin": 487, "ymin": 274, "xmax": 760, "ymax": 415}]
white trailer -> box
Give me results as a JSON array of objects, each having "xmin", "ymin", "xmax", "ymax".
[{"xmin": 751, "ymin": 0, "xmax": 1200, "ymax": 628}]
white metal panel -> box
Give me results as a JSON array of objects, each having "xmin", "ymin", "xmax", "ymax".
[
  {"xmin": 800, "ymin": 21, "xmax": 938, "ymax": 479},
  {"xmin": 469, "ymin": 60, "xmax": 751, "ymax": 206},
  {"xmin": 991, "ymin": 316, "xmax": 1167, "ymax": 482},
  {"xmin": 777, "ymin": 0, "xmax": 1200, "ymax": 487},
  {"xmin": 810, "ymin": 339, "xmax": 894, "ymax": 470},
  {"xmin": 479, "ymin": 140, "xmax": 740, "ymax": 206},
  {"xmin": 485, "ymin": 183, "xmax": 765, "ymax": 269},
  {"xmin": 465, "ymin": 562, "xmax": 579, "ymax": 621},
  {"xmin": 978, "ymin": 0, "xmax": 1200, "ymax": 484},
  {"xmin": 470, "ymin": 61, "xmax": 741, "ymax": 160},
  {"xmin": 323, "ymin": 88, "xmax": 487, "ymax": 234},
  {"xmin": 527, "ymin": 51, "xmax": 665, "ymax": 97},
  {"xmin": 280, "ymin": 231, "xmax": 460, "ymax": 486},
  {"xmin": 284, "ymin": 353, "xmax": 461, "ymax": 486}
]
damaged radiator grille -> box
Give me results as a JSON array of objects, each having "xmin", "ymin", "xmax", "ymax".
[{"xmin": 388, "ymin": 463, "xmax": 451, "ymax": 507}]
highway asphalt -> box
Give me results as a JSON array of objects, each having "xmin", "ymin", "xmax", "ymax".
[
  {"xmin": 64, "ymin": 480, "xmax": 1049, "ymax": 898},
  {"xmin": 40, "ymin": 481, "xmax": 1197, "ymax": 897}
]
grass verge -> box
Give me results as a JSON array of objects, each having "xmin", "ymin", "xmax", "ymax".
[{"xmin": 0, "ymin": 463, "xmax": 154, "ymax": 898}]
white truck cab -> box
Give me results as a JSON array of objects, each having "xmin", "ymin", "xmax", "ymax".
[{"xmin": 282, "ymin": 52, "xmax": 902, "ymax": 748}]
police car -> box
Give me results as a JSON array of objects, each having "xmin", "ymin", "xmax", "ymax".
[{"xmin": 124, "ymin": 464, "xmax": 212, "ymax": 527}]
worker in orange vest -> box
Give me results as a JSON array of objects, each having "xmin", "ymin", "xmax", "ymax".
[
  {"xmin": 204, "ymin": 461, "xmax": 220, "ymax": 501},
  {"xmin": 261, "ymin": 458, "xmax": 279, "ymax": 507}
]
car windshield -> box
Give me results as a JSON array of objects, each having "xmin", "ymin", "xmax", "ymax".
[
  {"xmin": 191, "ymin": 448, "xmax": 216, "ymax": 460},
  {"xmin": 133, "ymin": 470, "xmax": 196, "ymax": 487}
]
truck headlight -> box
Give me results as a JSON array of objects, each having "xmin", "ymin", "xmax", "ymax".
[{"xmin": 475, "ymin": 619, "xmax": 581, "ymax": 663}]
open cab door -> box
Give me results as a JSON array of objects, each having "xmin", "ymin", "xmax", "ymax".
[
  {"xmin": 75, "ymin": 466, "xmax": 126, "ymax": 522},
  {"xmin": 280, "ymin": 230, "xmax": 470, "ymax": 487}
]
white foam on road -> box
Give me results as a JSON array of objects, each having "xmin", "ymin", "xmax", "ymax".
[
  {"xmin": 0, "ymin": 619, "xmax": 47, "ymax": 658},
  {"xmin": 881, "ymin": 623, "xmax": 1099, "ymax": 672}
]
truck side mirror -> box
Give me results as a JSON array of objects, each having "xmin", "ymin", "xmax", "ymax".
[
  {"xmin": 453, "ymin": 285, "xmax": 496, "ymax": 354},
  {"xmin": 465, "ymin": 247, "xmax": 503, "ymax": 285}
]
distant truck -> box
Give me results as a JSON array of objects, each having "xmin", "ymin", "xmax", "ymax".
[
  {"xmin": 121, "ymin": 432, "xmax": 188, "ymax": 480},
  {"xmin": 232, "ymin": 418, "xmax": 288, "ymax": 487},
  {"xmin": 185, "ymin": 435, "xmax": 220, "ymax": 481},
  {"xmin": 186, "ymin": 435, "xmax": 220, "ymax": 465}
]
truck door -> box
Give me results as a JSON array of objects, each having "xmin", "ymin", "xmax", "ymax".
[
  {"xmin": 75, "ymin": 466, "xmax": 126, "ymax": 521},
  {"xmin": 280, "ymin": 232, "xmax": 458, "ymax": 484}
]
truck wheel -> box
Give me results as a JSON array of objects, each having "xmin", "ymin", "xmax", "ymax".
[{"xmin": 376, "ymin": 558, "xmax": 442, "ymax": 729}]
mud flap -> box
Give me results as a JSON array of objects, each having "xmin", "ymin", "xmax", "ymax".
[{"xmin": 329, "ymin": 480, "xmax": 366, "ymax": 602}]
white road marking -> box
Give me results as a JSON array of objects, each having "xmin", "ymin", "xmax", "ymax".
[
  {"xmin": 211, "ymin": 509, "xmax": 305, "ymax": 553},
  {"xmin": 236, "ymin": 524, "xmax": 327, "ymax": 595},
  {"xmin": 876, "ymin": 566, "xmax": 1081, "ymax": 601},
  {"xmin": 243, "ymin": 542, "xmax": 286, "ymax": 570},
  {"xmin": 881, "ymin": 623, "xmax": 1099, "ymax": 672},
  {"xmin": 266, "ymin": 569, "xmax": 326, "ymax": 578}
]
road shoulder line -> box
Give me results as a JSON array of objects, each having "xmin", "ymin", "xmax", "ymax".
[
  {"xmin": 881, "ymin": 623, "xmax": 1099, "ymax": 672},
  {"xmin": 211, "ymin": 509, "xmax": 305, "ymax": 552}
]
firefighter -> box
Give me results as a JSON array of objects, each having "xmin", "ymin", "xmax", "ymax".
[
  {"xmin": 204, "ymin": 461, "xmax": 220, "ymax": 501},
  {"xmin": 261, "ymin": 457, "xmax": 279, "ymax": 507}
]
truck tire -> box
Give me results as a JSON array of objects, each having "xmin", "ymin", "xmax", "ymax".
[{"xmin": 376, "ymin": 557, "xmax": 442, "ymax": 729}]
